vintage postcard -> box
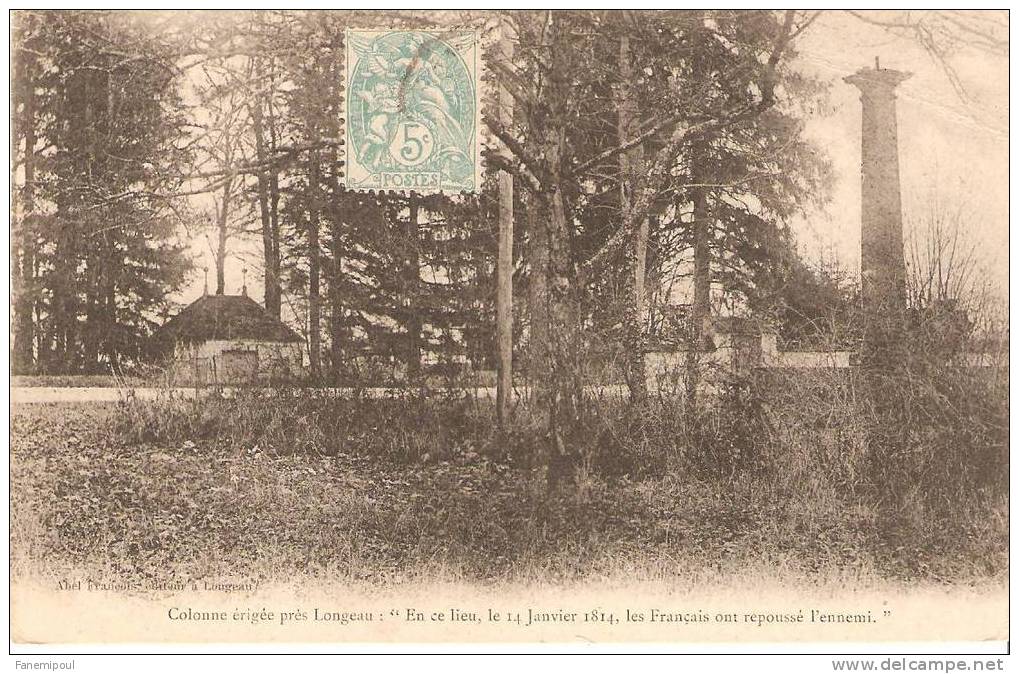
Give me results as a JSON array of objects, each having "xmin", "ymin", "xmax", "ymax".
[{"xmin": 8, "ymin": 9, "xmax": 1008, "ymax": 654}]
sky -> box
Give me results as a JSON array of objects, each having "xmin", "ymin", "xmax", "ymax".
[
  {"xmin": 181, "ymin": 10, "xmax": 1010, "ymax": 308},
  {"xmin": 788, "ymin": 10, "xmax": 1008, "ymax": 294}
]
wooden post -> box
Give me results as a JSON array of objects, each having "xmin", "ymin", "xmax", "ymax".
[{"xmin": 496, "ymin": 24, "xmax": 515, "ymax": 427}]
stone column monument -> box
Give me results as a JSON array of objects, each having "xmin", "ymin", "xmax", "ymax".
[{"xmin": 845, "ymin": 60, "xmax": 912, "ymax": 315}]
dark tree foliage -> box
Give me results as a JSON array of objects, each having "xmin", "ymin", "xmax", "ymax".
[
  {"xmin": 11, "ymin": 9, "xmax": 835, "ymax": 386},
  {"xmin": 12, "ymin": 11, "xmax": 192, "ymax": 373}
]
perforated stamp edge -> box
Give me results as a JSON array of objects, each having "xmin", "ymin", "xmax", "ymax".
[{"xmin": 341, "ymin": 25, "xmax": 489, "ymax": 197}]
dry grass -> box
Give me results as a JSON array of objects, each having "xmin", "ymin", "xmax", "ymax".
[{"xmin": 10, "ymin": 366, "xmax": 1007, "ymax": 592}]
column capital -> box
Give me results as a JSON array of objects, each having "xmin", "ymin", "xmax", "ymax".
[{"xmin": 844, "ymin": 67, "xmax": 912, "ymax": 96}]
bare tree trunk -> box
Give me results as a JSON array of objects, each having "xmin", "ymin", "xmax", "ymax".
[
  {"xmin": 308, "ymin": 149, "xmax": 322, "ymax": 377},
  {"xmin": 53, "ymin": 229, "xmax": 79, "ymax": 371},
  {"xmin": 49, "ymin": 158, "xmax": 74, "ymax": 372},
  {"xmin": 12, "ymin": 38, "xmax": 37, "ymax": 372},
  {"xmin": 267, "ymin": 96, "xmax": 282, "ymax": 317},
  {"xmin": 691, "ymin": 184, "xmax": 712, "ymax": 344},
  {"xmin": 404, "ymin": 197, "xmax": 422, "ymax": 380},
  {"xmin": 83, "ymin": 249, "xmax": 102, "ymax": 370},
  {"xmin": 320, "ymin": 19, "xmax": 347, "ymax": 385},
  {"xmin": 325, "ymin": 137, "xmax": 346, "ymax": 385},
  {"xmin": 617, "ymin": 29, "xmax": 649, "ymax": 405},
  {"xmin": 533, "ymin": 15, "xmax": 582, "ymax": 491},
  {"xmin": 82, "ymin": 68, "xmax": 113, "ymax": 373},
  {"xmin": 685, "ymin": 169, "xmax": 712, "ymax": 414},
  {"xmin": 215, "ymin": 177, "xmax": 232, "ymax": 295},
  {"xmin": 527, "ymin": 194, "xmax": 549, "ymax": 396},
  {"xmin": 52, "ymin": 67, "xmax": 99, "ymax": 372},
  {"xmin": 101, "ymin": 233, "xmax": 119, "ymax": 367},
  {"xmin": 495, "ymin": 24, "xmax": 515, "ymax": 427},
  {"xmin": 104, "ymin": 264, "xmax": 119, "ymax": 368},
  {"xmin": 543, "ymin": 184, "xmax": 583, "ymax": 491},
  {"xmin": 645, "ymin": 213, "xmax": 662, "ymax": 333},
  {"xmin": 329, "ymin": 220, "xmax": 344, "ymax": 384},
  {"xmin": 250, "ymin": 96, "xmax": 281, "ymax": 316}
]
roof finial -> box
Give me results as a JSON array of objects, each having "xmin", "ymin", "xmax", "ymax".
[
  {"xmin": 202, "ymin": 266, "xmax": 208, "ymax": 296},
  {"xmin": 875, "ymin": 56, "xmax": 880, "ymax": 70},
  {"xmin": 241, "ymin": 267, "xmax": 248, "ymax": 296}
]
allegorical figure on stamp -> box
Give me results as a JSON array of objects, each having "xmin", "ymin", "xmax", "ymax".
[{"xmin": 346, "ymin": 30, "xmax": 479, "ymax": 193}]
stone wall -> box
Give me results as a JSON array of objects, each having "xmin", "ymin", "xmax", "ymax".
[
  {"xmin": 646, "ymin": 332, "xmax": 854, "ymax": 393},
  {"xmin": 166, "ymin": 340, "xmax": 303, "ymax": 385}
]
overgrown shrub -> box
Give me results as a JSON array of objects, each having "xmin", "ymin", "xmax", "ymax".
[
  {"xmin": 116, "ymin": 387, "xmax": 493, "ymax": 464},
  {"xmin": 107, "ymin": 344, "xmax": 1006, "ymax": 581}
]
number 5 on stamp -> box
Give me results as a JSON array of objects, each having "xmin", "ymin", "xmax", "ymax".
[{"xmin": 344, "ymin": 29, "xmax": 481, "ymax": 194}]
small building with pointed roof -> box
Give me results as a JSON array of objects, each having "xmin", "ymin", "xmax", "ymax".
[{"xmin": 151, "ymin": 293, "xmax": 303, "ymax": 385}]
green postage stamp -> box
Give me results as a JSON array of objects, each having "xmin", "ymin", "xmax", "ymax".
[{"xmin": 344, "ymin": 29, "xmax": 481, "ymax": 194}]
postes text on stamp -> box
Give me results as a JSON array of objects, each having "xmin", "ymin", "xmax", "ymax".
[{"xmin": 344, "ymin": 29, "xmax": 480, "ymax": 194}]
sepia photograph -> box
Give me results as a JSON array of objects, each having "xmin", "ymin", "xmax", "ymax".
[{"xmin": 7, "ymin": 8, "xmax": 1009, "ymax": 656}]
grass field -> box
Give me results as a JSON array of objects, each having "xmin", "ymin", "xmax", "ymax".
[{"xmin": 10, "ymin": 395, "xmax": 1007, "ymax": 592}]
